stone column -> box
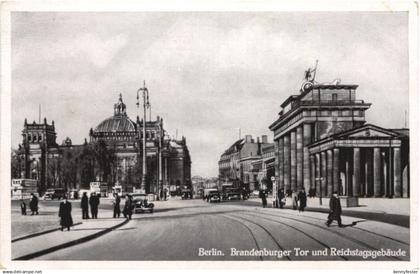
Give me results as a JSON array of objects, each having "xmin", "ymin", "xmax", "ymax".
[
  {"xmin": 274, "ymin": 140, "xmax": 279, "ymax": 187},
  {"xmin": 353, "ymin": 148, "xmax": 361, "ymax": 197},
  {"xmin": 283, "ymin": 134, "xmax": 291, "ymax": 192},
  {"xmin": 345, "ymin": 160, "xmax": 349, "ymax": 196},
  {"xmin": 393, "ymin": 147, "xmax": 402, "ymax": 197},
  {"xmin": 315, "ymin": 153, "xmax": 321, "ymax": 196},
  {"xmin": 327, "ymin": 150, "xmax": 333, "ymax": 197},
  {"xmin": 365, "ymin": 149, "xmax": 373, "ymax": 197},
  {"xmin": 321, "ymin": 151, "xmax": 327, "ymax": 197},
  {"xmin": 310, "ymin": 155, "xmax": 315, "ymax": 191},
  {"xmin": 278, "ymin": 138, "xmax": 284, "ymax": 189},
  {"xmin": 382, "ymin": 151, "xmax": 389, "ymax": 197},
  {"xmin": 303, "ymin": 124, "xmax": 311, "ymax": 191},
  {"xmin": 296, "ymin": 126, "xmax": 303, "ymax": 190},
  {"xmin": 373, "ymin": 147, "xmax": 381, "ymax": 197},
  {"xmin": 290, "ymin": 131, "xmax": 297, "ymax": 192},
  {"xmin": 333, "ymin": 148, "xmax": 340, "ymax": 194}
]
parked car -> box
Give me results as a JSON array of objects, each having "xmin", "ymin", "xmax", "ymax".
[
  {"xmin": 43, "ymin": 188, "xmax": 66, "ymax": 200},
  {"xmin": 132, "ymin": 193, "xmax": 154, "ymax": 214}
]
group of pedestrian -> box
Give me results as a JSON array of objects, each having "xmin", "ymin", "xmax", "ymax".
[
  {"xmin": 80, "ymin": 192, "xmax": 100, "ymax": 219},
  {"xmin": 272, "ymin": 186, "xmax": 344, "ymax": 228},
  {"xmin": 20, "ymin": 193, "xmax": 39, "ymax": 216}
]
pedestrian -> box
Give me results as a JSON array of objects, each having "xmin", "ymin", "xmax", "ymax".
[
  {"xmin": 20, "ymin": 199, "xmax": 27, "ymax": 215},
  {"xmin": 29, "ymin": 193, "xmax": 39, "ymax": 215},
  {"xmin": 113, "ymin": 194, "xmax": 121, "ymax": 218},
  {"xmin": 81, "ymin": 192, "xmax": 89, "ymax": 219},
  {"xmin": 326, "ymin": 191, "xmax": 343, "ymax": 227},
  {"xmin": 261, "ymin": 190, "xmax": 267, "ymax": 208},
  {"xmin": 164, "ymin": 189, "xmax": 167, "ymax": 201},
  {"xmin": 89, "ymin": 192, "xmax": 100, "ymax": 219},
  {"xmin": 123, "ymin": 194, "xmax": 133, "ymax": 220},
  {"xmin": 292, "ymin": 192, "xmax": 298, "ymax": 210},
  {"xmin": 59, "ymin": 196, "xmax": 73, "ymax": 231},
  {"xmin": 298, "ymin": 188, "xmax": 307, "ymax": 212},
  {"xmin": 278, "ymin": 189, "xmax": 285, "ymax": 209}
]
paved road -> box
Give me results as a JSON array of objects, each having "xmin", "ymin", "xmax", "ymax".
[{"xmin": 35, "ymin": 199, "xmax": 410, "ymax": 261}]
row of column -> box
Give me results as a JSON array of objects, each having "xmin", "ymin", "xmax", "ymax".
[
  {"xmin": 277, "ymin": 124, "xmax": 312, "ymax": 192},
  {"xmin": 310, "ymin": 149, "xmax": 340, "ymax": 197},
  {"xmin": 276, "ymin": 129, "xmax": 404, "ymax": 197},
  {"xmin": 310, "ymin": 147, "xmax": 402, "ymax": 197}
]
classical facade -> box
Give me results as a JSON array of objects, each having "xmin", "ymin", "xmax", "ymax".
[
  {"xmin": 15, "ymin": 94, "xmax": 191, "ymax": 195},
  {"xmin": 269, "ymin": 80, "xmax": 409, "ymax": 198}
]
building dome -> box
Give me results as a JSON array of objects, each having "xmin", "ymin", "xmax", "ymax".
[
  {"xmin": 93, "ymin": 93, "xmax": 136, "ymax": 133},
  {"xmin": 94, "ymin": 115, "xmax": 136, "ymax": 133}
]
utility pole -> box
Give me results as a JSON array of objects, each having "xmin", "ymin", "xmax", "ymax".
[{"xmin": 137, "ymin": 81, "xmax": 150, "ymax": 192}]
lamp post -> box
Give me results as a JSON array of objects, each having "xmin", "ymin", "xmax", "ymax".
[{"xmin": 137, "ymin": 81, "xmax": 150, "ymax": 192}]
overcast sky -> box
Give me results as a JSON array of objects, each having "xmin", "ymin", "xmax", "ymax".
[{"xmin": 11, "ymin": 12, "xmax": 408, "ymax": 178}]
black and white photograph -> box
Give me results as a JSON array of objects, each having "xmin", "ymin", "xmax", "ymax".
[{"xmin": 0, "ymin": 1, "xmax": 419, "ymax": 272}]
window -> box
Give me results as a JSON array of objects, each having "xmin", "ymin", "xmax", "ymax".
[
  {"xmin": 332, "ymin": 93, "xmax": 337, "ymax": 102},
  {"xmin": 28, "ymin": 134, "xmax": 32, "ymax": 142},
  {"xmin": 39, "ymin": 134, "xmax": 42, "ymax": 141}
]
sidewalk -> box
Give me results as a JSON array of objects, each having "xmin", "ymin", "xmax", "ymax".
[
  {"xmin": 12, "ymin": 216, "xmax": 128, "ymax": 260},
  {"xmin": 246, "ymin": 197, "xmax": 410, "ymax": 227},
  {"xmin": 11, "ymin": 200, "xmax": 128, "ymax": 260}
]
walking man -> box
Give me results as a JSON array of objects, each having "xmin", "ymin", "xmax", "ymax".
[
  {"xmin": 89, "ymin": 192, "xmax": 100, "ymax": 219},
  {"xmin": 29, "ymin": 193, "xmax": 39, "ymax": 215},
  {"xmin": 298, "ymin": 188, "xmax": 307, "ymax": 212},
  {"xmin": 59, "ymin": 196, "xmax": 73, "ymax": 231},
  {"xmin": 113, "ymin": 194, "xmax": 121, "ymax": 218},
  {"xmin": 326, "ymin": 191, "xmax": 343, "ymax": 227},
  {"xmin": 123, "ymin": 194, "xmax": 133, "ymax": 220},
  {"xmin": 261, "ymin": 190, "xmax": 267, "ymax": 208},
  {"xmin": 81, "ymin": 192, "xmax": 89, "ymax": 219},
  {"xmin": 278, "ymin": 188, "xmax": 285, "ymax": 209}
]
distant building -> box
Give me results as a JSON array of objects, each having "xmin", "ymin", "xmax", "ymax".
[
  {"xmin": 218, "ymin": 135, "xmax": 273, "ymax": 190},
  {"xmin": 269, "ymin": 78, "xmax": 409, "ymax": 198},
  {"xmin": 15, "ymin": 94, "xmax": 191, "ymax": 195}
]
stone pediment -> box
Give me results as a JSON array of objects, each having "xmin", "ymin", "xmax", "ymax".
[{"xmin": 337, "ymin": 124, "xmax": 399, "ymax": 139}]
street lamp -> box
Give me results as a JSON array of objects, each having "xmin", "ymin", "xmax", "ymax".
[{"xmin": 137, "ymin": 81, "xmax": 150, "ymax": 192}]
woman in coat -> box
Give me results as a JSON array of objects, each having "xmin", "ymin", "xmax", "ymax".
[
  {"xmin": 29, "ymin": 193, "xmax": 39, "ymax": 215},
  {"xmin": 59, "ymin": 196, "xmax": 73, "ymax": 231}
]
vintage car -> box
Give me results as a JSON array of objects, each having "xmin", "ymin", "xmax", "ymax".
[
  {"xmin": 206, "ymin": 190, "xmax": 221, "ymax": 203},
  {"xmin": 132, "ymin": 193, "xmax": 154, "ymax": 214},
  {"xmin": 181, "ymin": 189, "xmax": 193, "ymax": 199},
  {"xmin": 222, "ymin": 187, "xmax": 241, "ymax": 201},
  {"xmin": 43, "ymin": 188, "xmax": 66, "ymax": 200}
]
